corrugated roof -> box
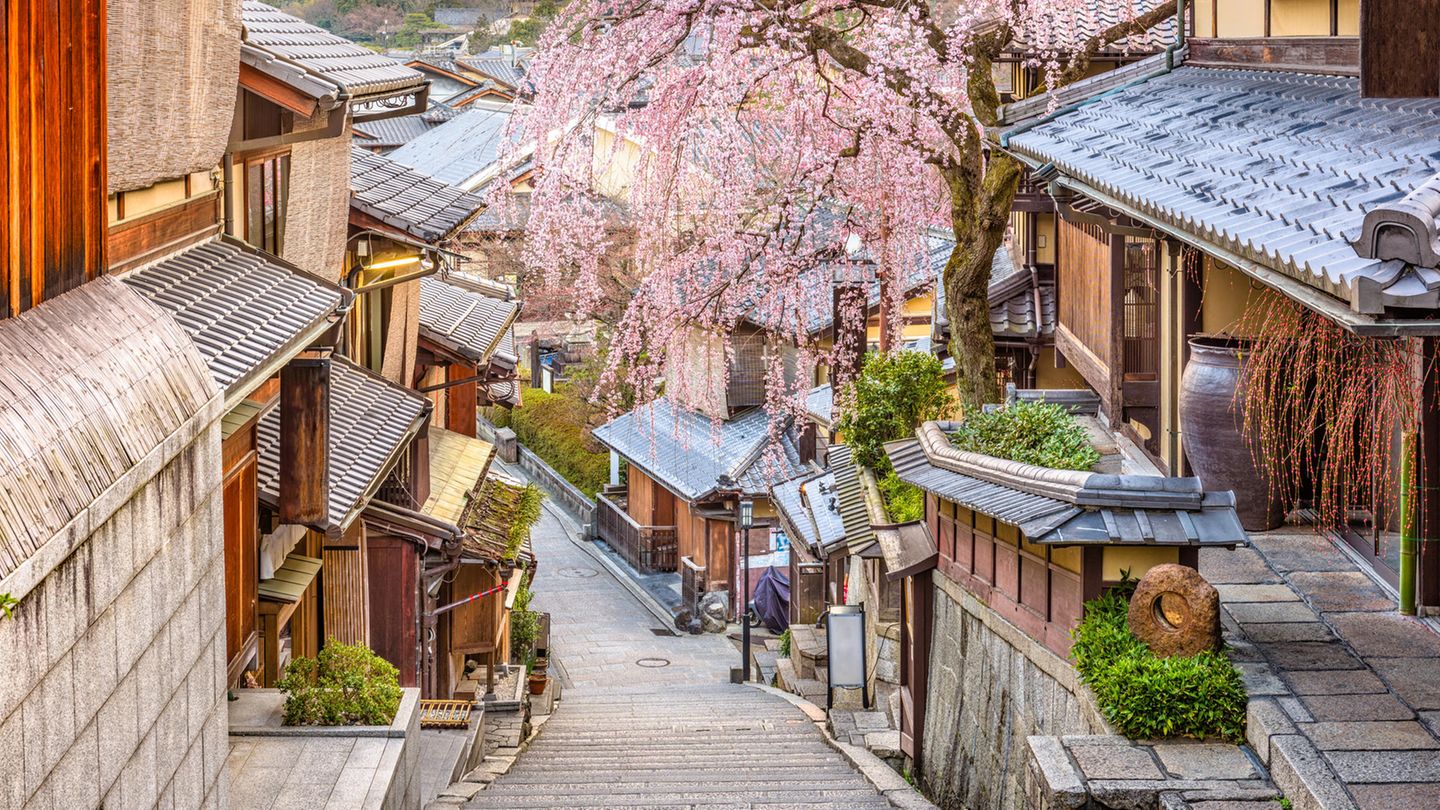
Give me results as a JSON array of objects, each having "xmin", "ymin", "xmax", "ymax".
[
  {"xmin": 122, "ymin": 238, "xmax": 347, "ymax": 396},
  {"xmin": 242, "ymin": 1, "xmax": 426, "ymax": 101},
  {"xmin": 418, "ymin": 275, "xmax": 520, "ymax": 364},
  {"xmin": 826, "ymin": 444, "xmax": 875, "ymax": 555},
  {"xmin": 350, "ymin": 147, "xmax": 486, "ymax": 242},
  {"xmin": 593, "ymin": 398, "xmax": 808, "ymax": 502},
  {"xmin": 388, "ymin": 103, "xmax": 516, "ymax": 188},
  {"xmin": 0, "ymin": 278, "xmax": 218, "ymax": 584},
  {"xmin": 423, "ymin": 425, "xmax": 496, "ymax": 526},
  {"xmin": 1006, "ymin": 66, "xmax": 1440, "ymax": 315},
  {"xmin": 256, "ymin": 357, "xmax": 430, "ymax": 535}
]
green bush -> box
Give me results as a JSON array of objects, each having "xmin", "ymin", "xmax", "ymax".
[
  {"xmin": 507, "ymin": 484, "xmax": 544, "ymax": 560},
  {"xmin": 950, "ymin": 400, "xmax": 1100, "ymax": 471},
  {"xmin": 0, "ymin": 593, "xmax": 15, "ymax": 619},
  {"xmin": 509, "ymin": 573, "xmax": 539, "ymax": 665},
  {"xmin": 492, "ymin": 387, "xmax": 610, "ymax": 496},
  {"xmin": 836, "ymin": 351, "xmax": 955, "ymax": 473},
  {"xmin": 878, "ymin": 471, "xmax": 924, "ymax": 522},
  {"xmin": 277, "ymin": 640, "xmax": 402, "ymax": 727},
  {"xmin": 778, "ymin": 628, "xmax": 792, "ymax": 658},
  {"xmin": 1071, "ymin": 590, "xmax": 1247, "ymax": 742}
]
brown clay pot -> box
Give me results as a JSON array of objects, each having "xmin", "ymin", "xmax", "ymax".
[
  {"xmin": 527, "ymin": 673, "xmax": 548, "ymax": 695},
  {"xmin": 1180, "ymin": 337, "xmax": 1284, "ymax": 531}
]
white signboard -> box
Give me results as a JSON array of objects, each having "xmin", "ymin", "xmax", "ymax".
[{"xmin": 827, "ymin": 606, "xmax": 866, "ymax": 690}]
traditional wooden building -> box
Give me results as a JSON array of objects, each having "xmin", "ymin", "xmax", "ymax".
[{"xmin": 997, "ymin": 2, "xmax": 1440, "ymax": 593}]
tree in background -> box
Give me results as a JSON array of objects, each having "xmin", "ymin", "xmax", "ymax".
[
  {"xmin": 393, "ymin": 11, "xmax": 436, "ymax": 48},
  {"xmin": 838, "ymin": 351, "xmax": 954, "ymax": 473},
  {"xmin": 511, "ymin": 1, "xmax": 1176, "ymax": 415}
]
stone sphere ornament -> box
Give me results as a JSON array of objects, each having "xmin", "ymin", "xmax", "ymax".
[{"xmin": 1127, "ymin": 564, "xmax": 1222, "ymax": 658}]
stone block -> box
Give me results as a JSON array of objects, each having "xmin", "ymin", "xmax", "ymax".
[
  {"xmin": 1242, "ymin": 622, "xmax": 1335, "ymax": 644},
  {"xmin": 1214, "ymin": 584, "xmax": 1301, "ymax": 603},
  {"xmin": 1298, "ymin": 720, "xmax": 1439, "ymax": 751},
  {"xmin": 1303, "ymin": 692, "xmax": 1414, "ymax": 723},
  {"xmin": 1283, "ymin": 669, "xmax": 1387, "ymax": 696},
  {"xmin": 1328, "ymin": 611, "xmax": 1440, "ymax": 658},
  {"xmin": 1278, "ymin": 696, "xmax": 1314, "ymax": 723},
  {"xmin": 1287, "ymin": 572, "xmax": 1393, "ymax": 613},
  {"xmin": 0, "ymin": 604, "xmax": 38, "ymax": 725},
  {"xmin": 42, "ymin": 558, "xmax": 83, "ymax": 664},
  {"xmin": 199, "ymin": 689, "xmax": 227, "ymax": 789},
  {"xmin": 120, "ymin": 729, "xmax": 161, "ymax": 809},
  {"xmin": 113, "ymin": 567, "xmax": 154, "ymax": 677},
  {"xmin": 1248, "ymin": 533, "xmax": 1354, "ymax": 574},
  {"xmin": 22, "ymin": 653, "xmax": 75, "ymax": 794},
  {"xmin": 1226, "ymin": 601, "xmax": 1319, "ymax": 624},
  {"xmin": 1267, "ymin": 733, "xmax": 1355, "ymax": 810},
  {"xmin": 48, "ymin": 721, "xmax": 100, "ymax": 809},
  {"xmin": 1152, "ymin": 742, "xmax": 1257, "ymax": 781},
  {"xmin": 154, "ymin": 692, "xmax": 190, "ymax": 785},
  {"xmin": 1259, "ymin": 641, "xmax": 1362, "ymax": 671},
  {"xmin": 1245, "ymin": 698, "xmax": 1295, "ymax": 764},
  {"xmin": 1069, "ymin": 741, "xmax": 1162, "ymax": 781},
  {"xmin": 134, "ymin": 636, "xmax": 171, "ymax": 733},
  {"xmin": 1236, "ymin": 662, "xmax": 1287, "ymax": 696},
  {"xmin": 98, "ymin": 671, "xmax": 140, "ymax": 792},
  {"xmin": 72, "ymin": 605, "xmax": 119, "ymax": 731},
  {"xmin": 1198, "ymin": 547, "xmax": 1281, "ymax": 585},
  {"xmin": 0, "ymin": 711, "xmax": 25, "ymax": 810},
  {"xmin": 169, "ymin": 740, "xmax": 205, "ymax": 810},
  {"xmin": 1369, "ymin": 657, "xmax": 1440, "ymax": 709},
  {"xmin": 1348, "ymin": 782, "xmax": 1440, "ymax": 809},
  {"xmin": 1327, "ymin": 749, "xmax": 1440, "ymax": 784},
  {"xmin": 186, "ymin": 654, "xmax": 216, "ymax": 740}
]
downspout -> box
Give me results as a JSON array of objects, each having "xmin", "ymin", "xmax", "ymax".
[
  {"xmin": 1176, "ymin": 0, "xmax": 1187, "ymax": 48},
  {"xmin": 222, "ymin": 152, "xmax": 236, "ymax": 236},
  {"xmin": 1401, "ymin": 430, "xmax": 1418, "ymax": 615}
]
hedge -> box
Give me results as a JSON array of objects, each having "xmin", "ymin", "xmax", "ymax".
[{"xmin": 493, "ymin": 387, "xmax": 610, "ymax": 497}]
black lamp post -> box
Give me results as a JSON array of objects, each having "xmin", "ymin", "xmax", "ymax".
[{"xmin": 739, "ymin": 496, "xmax": 754, "ymax": 682}]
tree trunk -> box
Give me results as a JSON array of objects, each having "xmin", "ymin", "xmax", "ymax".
[{"xmin": 943, "ymin": 153, "xmax": 1023, "ymax": 410}]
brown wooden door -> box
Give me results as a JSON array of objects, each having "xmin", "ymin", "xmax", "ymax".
[{"xmin": 223, "ymin": 452, "xmax": 259, "ymax": 682}]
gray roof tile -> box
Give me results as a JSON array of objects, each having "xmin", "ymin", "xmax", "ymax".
[
  {"xmin": 458, "ymin": 51, "xmax": 527, "ymax": 88},
  {"xmin": 256, "ymin": 357, "xmax": 430, "ymax": 534},
  {"xmin": 122, "ymin": 238, "xmax": 347, "ymax": 395},
  {"xmin": 593, "ymin": 398, "xmax": 808, "ymax": 501},
  {"xmin": 350, "ymin": 147, "xmax": 486, "ymax": 242},
  {"xmin": 1006, "ymin": 67, "xmax": 1440, "ymax": 313},
  {"xmin": 419, "ymin": 275, "xmax": 520, "ymax": 364},
  {"xmin": 388, "ymin": 102, "xmax": 516, "ymax": 187},
  {"xmin": 352, "ymin": 104, "xmax": 458, "ymax": 149},
  {"xmin": 933, "ymin": 243, "xmax": 1055, "ymax": 340},
  {"xmin": 827, "ymin": 444, "xmax": 876, "ymax": 554},
  {"xmin": 242, "ymin": 1, "xmax": 426, "ymax": 100},
  {"xmin": 770, "ymin": 470, "xmax": 845, "ymax": 552}
]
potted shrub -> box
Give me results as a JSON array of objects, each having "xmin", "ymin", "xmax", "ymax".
[{"xmin": 276, "ymin": 639, "xmax": 402, "ymax": 726}]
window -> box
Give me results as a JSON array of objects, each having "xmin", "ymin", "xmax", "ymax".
[
  {"xmin": 242, "ymin": 153, "xmax": 290, "ymax": 255},
  {"xmin": 1122, "ymin": 236, "xmax": 1160, "ymax": 379}
]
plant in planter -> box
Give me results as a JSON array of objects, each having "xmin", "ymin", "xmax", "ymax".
[
  {"xmin": 276, "ymin": 639, "xmax": 402, "ymax": 726},
  {"xmin": 949, "ymin": 400, "xmax": 1100, "ymax": 471},
  {"xmin": 836, "ymin": 351, "xmax": 955, "ymax": 473}
]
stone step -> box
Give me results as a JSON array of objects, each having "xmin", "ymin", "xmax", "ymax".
[{"xmin": 464, "ymin": 788, "xmax": 893, "ymax": 806}]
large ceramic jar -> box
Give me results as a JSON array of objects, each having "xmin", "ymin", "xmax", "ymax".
[{"xmin": 1180, "ymin": 337, "xmax": 1284, "ymax": 531}]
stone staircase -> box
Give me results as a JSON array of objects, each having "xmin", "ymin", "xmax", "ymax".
[{"xmin": 462, "ymin": 683, "xmax": 895, "ymax": 808}]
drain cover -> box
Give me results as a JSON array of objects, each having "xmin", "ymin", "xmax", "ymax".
[
  {"xmin": 635, "ymin": 657, "xmax": 670, "ymax": 668},
  {"xmin": 557, "ymin": 567, "xmax": 598, "ymax": 579}
]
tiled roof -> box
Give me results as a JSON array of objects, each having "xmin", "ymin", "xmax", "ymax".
[
  {"xmin": 122, "ymin": 238, "xmax": 348, "ymax": 396},
  {"xmin": 350, "ymin": 147, "xmax": 486, "ymax": 242},
  {"xmin": 352, "ymin": 104, "xmax": 458, "ymax": 149},
  {"xmin": 933, "ymin": 243, "xmax": 1055, "ymax": 341},
  {"xmin": 418, "ymin": 275, "xmax": 520, "ymax": 364},
  {"xmin": 388, "ymin": 103, "xmax": 516, "ymax": 188},
  {"xmin": 256, "ymin": 357, "xmax": 430, "ymax": 535},
  {"xmin": 241, "ymin": 1, "xmax": 426, "ymax": 101},
  {"xmin": 410, "ymin": 53, "xmax": 479, "ymax": 83},
  {"xmin": 1010, "ymin": 0, "xmax": 1179, "ymax": 55},
  {"xmin": 770, "ymin": 470, "xmax": 845, "ymax": 552},
  {"xmin": 1006, "ymin": 66, "xmax": 1440, "ymax": 315},
  {"xmin": 805, "ymin": 383, "xmax": 833, "ymax": 427},
  {"xmin": 458, "ymin": 52, "xmax": 527, "ymax": 88},
  {"xmin": 593, "ymin": 398, "xmax": 809, "ymax": 502},
  {"xmin": 827, "ymin": 444, "xmax": 875, "ymax": 555},
  {"xmin": 434, "ymin": 7, "xmax": 495, "ymax": 27},
  {"xmin": 886, "ymin": 422, "xmax": 1246, "ymax": 546}
]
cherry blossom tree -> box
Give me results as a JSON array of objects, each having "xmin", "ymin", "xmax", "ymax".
[{"xmin": 510, "ymin": 0, "xmax": 1177, "ymax": 413}]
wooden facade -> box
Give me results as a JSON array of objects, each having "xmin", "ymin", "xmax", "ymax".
[
  {"xmin": 322, "ymin": 523, "xmax": 370, "ymax": 645},
  {"xmin": 1, "ymin": 0, "xmax": 108, "ymax": 320},
  {"xmin": 368, "ymin": 533, "xmax": 422, "ymax": 687},
  {"xmin": 223, "ymin": 419, "xmax": 260, "ymax": 686}
]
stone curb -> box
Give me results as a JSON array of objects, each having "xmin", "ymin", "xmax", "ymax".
[
  {"xmin": 431, "ymin": 706, "xmax": 556, "ymax": 806},
  {"xmin": 744, "ymin": 683, "xmax": 938, "ymax": 809}
]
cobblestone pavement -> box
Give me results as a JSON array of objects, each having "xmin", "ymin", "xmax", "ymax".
[
  {"xmin": 1205, "ymin": 530, "xmax": 1440, "ymax": 809},
  {"xmin": 463, "ymin": 459, "xmax": 895, "ymax": 808}
]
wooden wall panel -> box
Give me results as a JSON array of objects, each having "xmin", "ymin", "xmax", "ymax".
[
  {"xmin": 445, "ymin": 363, "xmax": 478, "ymax": 437},
  {"xmin": 322, "ymin": 522, "xmax": 369, "ymax": 646},
  {"xmin": 107, "ymin": 191, "xmax": 221, "ymax": 272},
  {"xmin": 1361, "ymin": 0, "xmax": 1440, "ymax": 98},
  {"xmin": 1, "ymin": 0, "xmax": 107, "ymax": 319},
  {"xmin": 222, "ymin": 450, "xmax": 258, "ymax": 684},
  {"xmin": 627, "ymin": 467, "xmax": 656, "ymax": 525},
  {"xmin": 1057, "ymin": 218, "xmax": 1114, "ymax": 372},
  {"xmin": 367, "ymin": 534, "xmax": 420, "ymax": 687}
]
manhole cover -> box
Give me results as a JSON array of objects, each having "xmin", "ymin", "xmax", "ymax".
[
  {"xmin": 635, "ymin": 657, "xmax": 670, "ymax": 668},
  {"xmin": 557, "ymin": 567, "xmax": 598, "ymax": 579}
]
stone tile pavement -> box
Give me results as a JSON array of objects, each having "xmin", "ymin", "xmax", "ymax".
[{"xmin": 1203, "ymin": 529, "xmax": 1440, "ymax": 809}]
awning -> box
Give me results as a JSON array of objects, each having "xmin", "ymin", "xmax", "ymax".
[
  {"xmin": 418, "ymin": 275, "xmax": 520, "ymax": 366},
  {"xmin": 876, "ymin": 521, "xmax": 938, "ymax": 581},
  {"xmin": 258, "ymin": 552, "xmax": 321, "ymax": 603},
  {"xmin": 350, "ymin": 147, "xmax": 486, "ymax": 243},
  {"xmin": 423, "ymin": 426, "xmax": 497, "ymax": 526},
  {"xmin": 122, "ymin": 237, "xmax": 350, "ymax": 408},
  {"xmin": 256, "ymin": 357, "xmax": 431, "ymax": 536},
  {"xmin": 458, "ymin": 472, "xmax": 538, "ymax": 567}
]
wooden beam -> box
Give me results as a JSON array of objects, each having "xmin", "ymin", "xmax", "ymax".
[
  {"xmin": 239, "ymin": 62, "xmax": 320, "ymax": 118},
  {"xmin": 1361, "ymin": 0, "xmax": 1440, "ymax": 98},
  {"xmin": 1188, "ymin": 37, "xmax": 1360, "ymax": 76},
  {"xmin": 280, "ymin": 350, "xmax": 331, "ymax": 525}
]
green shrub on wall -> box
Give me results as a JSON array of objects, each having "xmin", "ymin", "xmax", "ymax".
[
  {"xmin": 492, "ymin": 387, "xmax": 610, "ymax": 496},
  {"xmin": 950, "ymin": 400, "xmax": 1100, "ymax": 472},
  {"xmin": 878, "ymin": 471, "xmax": 924, "ymax": 522},
  {"xmin": 836, "ymin": 351, "xmax": 955, "ymax": 473},
  {"xmin": 1071, "ymin": 590, "xmax": 1246, "ymax": 742},
  {"xmin": 277, "ymin": 640, "xmax": 402, "ymax": 727}
]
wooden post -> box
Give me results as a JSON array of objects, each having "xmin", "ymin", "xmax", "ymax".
[
  {"xmin": 1361, "ymin": 0, "xmax": 1440, "ymax": 98},
  {"xmin": 280, "ymin": 350, "xmax": 331, "ymax": 526},
  {"xmin": 1418, "ymin": 337, "xmax": 1440, "ymax": 608}
]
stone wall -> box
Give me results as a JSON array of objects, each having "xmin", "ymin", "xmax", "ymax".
[
  {"xmin": 0, "ymin": 423, "xmax": 227, "ymax": 808},
  {"xmin": 920, "ymin": 573, "xmax": 1108, "ymax": 810}
]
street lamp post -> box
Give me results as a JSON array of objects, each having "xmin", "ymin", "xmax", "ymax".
[{"xmin": 739, "ymin": 497, "xmax": 753, "ymax": 682}]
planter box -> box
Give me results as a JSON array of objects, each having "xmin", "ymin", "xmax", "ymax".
[{"xmin": 227, "ymin": 688, "xmax": 422, "ymax": 809}]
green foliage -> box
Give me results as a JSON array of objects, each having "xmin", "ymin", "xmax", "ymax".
[
  {"xmin": 1274, "ymin": 799, "xmax": 1293, "ymax": 810},
  {"xmin": 277, "ymin": 640, "xmax": 402, "ymax": 726},
  {"xmin": 878, "ymin": 471, "xmax": 924, "ymax": 522},
  {"xmin": 506, "ymin": 484, "xmax": 544, "ymax": 560},
  {"xmin": 393, "ymin": 11, "xmax": 434, "ymax": 48},
  {"xmin": 1071, "ymin": 591, "xmax": 1247, "ymax": 743},
  {"xmin": 509, "ymin": 573, "xmax": 539, "ymax": 664},
  {"xmin": 835, "ymin": 351, "xmax": 955, "ymax": 473},
  {"xmin": 0, "ymin": 593, "xmax": 16, "ymax": 620},
  {"xmin": 491, "ymin": 387, "xmax": 609, "ymax": 497},
  {"xmin": 507, "ymin": 16, "xmax": 547, "ymax": 45},
  {"xmin": 949, "ymin": 400, "xmax": 1100, "ymax": 471},
  {"xmin": 777, "ymin": 628, "xmax": 792, "ymax": 658}
]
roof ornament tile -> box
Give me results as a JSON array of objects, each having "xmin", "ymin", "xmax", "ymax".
[{"xmin": 1352, "ymin": 173, "xmax": 1440, "ymax": 269}]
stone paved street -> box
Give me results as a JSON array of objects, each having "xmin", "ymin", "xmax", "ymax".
[
  {"xmin": 462, "ymin": 459, "xmax": 897, "ymax": 808},
  {"xmin": 1205, "ymin": 531, "xmax": 1440, "ymax": 809}
]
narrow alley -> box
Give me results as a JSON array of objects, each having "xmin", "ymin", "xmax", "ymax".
[{"xmin": 460, "ymin": 460, "xmax": 899, "ymax": 809}]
